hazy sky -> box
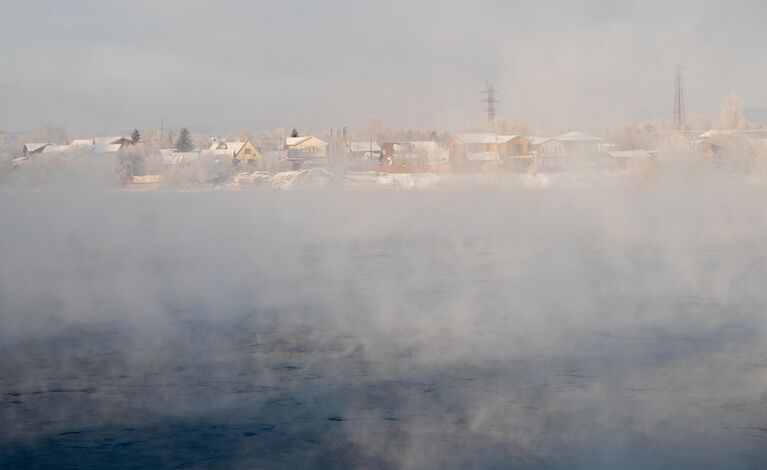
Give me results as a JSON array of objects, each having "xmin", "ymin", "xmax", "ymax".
[{"xmin": 2, "ymin": 0, "xmax": 766, "ymax": 134}]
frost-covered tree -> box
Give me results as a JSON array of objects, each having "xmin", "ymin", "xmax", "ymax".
[
  {"xmin": 130, "ymin": 129, "xmax": 140, "ymax": 145},
  {"xmin": 175, "ymin": 127, "xmax": 194, "ymax": 152},
  {"xmin": 720, "ymin": 94, "xmax": 748, "ymax": 130},
  {"xmin": 32, "ymin": 123, "xmax": 68, "ymax": 144}
]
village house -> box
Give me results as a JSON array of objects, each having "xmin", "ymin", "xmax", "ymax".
[
  {"xmin": 532, "ymin": 132, "xmax": 605, "ymax": 170},
  {"xmin": 208, "ymin": 139, "xmax": 261, "ymax": 163},
  {"xmin": 693, "ymin": 131, "xmax": 757, "ymax": 170},
  {"xmin": 41, "ymin": 142, "xmax": 124, "ymax": 155},
  {"xmin": 285, "ymin": 136, "xmax": 329, "ymax": 167},
  {"xmin": 377, "ymin": 141, "xmax": 450, "ymax": 173},
  {"xmin": 27, "ymin": 136, "xmax": 132, "ymax": 157},
  {"xmin": 553, "ymin": 131, "xmax": 605, "ymax": 156},
  {"xmin": 380, "ymin": 141, "xmax": 443, "ymax": 165},
  {"xmin": 527, "ymin": 136, "xmax": 549, "ymax": 154},
  {"xmin": 286, "ymin": 136, "xmax": 328, "ymax": 157},
  {"xmin": 449, "ymin": 134, "xmax": 530, "ymax": 171},
  {"xmin": 347, "ymin": 141, "xmax": 381, "ymax": 159}
]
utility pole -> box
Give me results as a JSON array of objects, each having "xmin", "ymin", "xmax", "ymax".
[
  {"xmin": 673, "ymin": 64, "xmax": 687, "ymax": 131},
  {"xmin": 482, "ymin": 81, "xmax": 500, "ymax": 168},
  {"xmin": 482, "ymin": 81, "xmax": 498, "ymax": 124}
]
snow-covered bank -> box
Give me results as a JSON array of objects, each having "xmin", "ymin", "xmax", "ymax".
[
  {"xmin": 230, "ymin": 168, "xmax": 767, "ymax": 191},
  {"xmin": 229, "ymin": 169, "xmax": 636, "ymax": 191}
]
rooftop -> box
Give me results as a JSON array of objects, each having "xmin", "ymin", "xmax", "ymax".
[{"xmin": 455, "ymin": 134, "xmax": 523, "ymax": 145}]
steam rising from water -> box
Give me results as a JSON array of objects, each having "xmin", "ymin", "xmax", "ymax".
[{"xmin": 2, "ymin": 180, "xmax": 767, "ymax": 468}]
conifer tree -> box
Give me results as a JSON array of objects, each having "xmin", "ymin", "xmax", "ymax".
[
  {"xmin": 130, "ymin": 129, "xmax": 141, "ymax": 145},
  {"xmin": 175, "ymin": 127, "xmax": 194, "ymax": 152}
]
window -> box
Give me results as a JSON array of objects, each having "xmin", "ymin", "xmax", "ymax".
[{"xmin": 244, "ymin": 148, "xmax": 252, "ymax": 155}]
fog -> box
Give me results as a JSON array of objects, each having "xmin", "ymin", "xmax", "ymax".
[
  {"xmin": 2, "ymin": 174, "xmax": 767, "ymax": 467},
  {"xmin": 3, "ymin": 0, "xmax": 767, "ymax": 132},
  {"xmin": 4, "ymin": 2, "xmax": 767, "ymax": 465}
]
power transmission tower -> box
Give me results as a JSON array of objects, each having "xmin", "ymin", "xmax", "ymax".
[
  {"xmin": 673, "ymin": 64, "xmax": 687, "ymax": 131},
  {"xmin": 482, "ymin": 81, "xmax": 498, "ymax": 124}
]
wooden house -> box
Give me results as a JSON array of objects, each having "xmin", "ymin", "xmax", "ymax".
[
  {"xmin": 449, "ymin": 134, "xmax": 530, "ymax": 171},
  {"xmin": 286, "ymin": 136, "xmax": 328, "ymax": 159}
]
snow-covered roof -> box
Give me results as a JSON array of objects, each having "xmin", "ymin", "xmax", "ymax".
[
  {"xmin": 39, "ymin": 143, "xmax": 123, "ymax": 154},
  {"xmin": 94, "ymin": 136, "xmax": 128, "ymax": 145},
  {"xmin": 528, "ymin": 136, "xmax": 551, "ymax": 146},
  {"xmin": 286, "ymin": 136, "xmax": 327, "ymax": 147},
  {"xmin": 162, "ymin": 151, "xmax": 200, "ymax": 165},
  {"xmin": 286, "ymin": 137, "xmax": 307, "ymax": 146},
  {"xmin": 405, "ymin": 141, "xmax": 439, "ymax": 151},
  {"xmin": 70, "ymin": 139, "xmax": 94, "ymax": 146},
  {"xmin": 606, "ymin": 150, "xmax": 653, "ymax": 159},
  {"xmin": 94, "ymin": 144, "xmax": 122, "ymax": 153},
  {"xmin": 23, "ymin": 143, "xmax": 49, "ymax": 153},
  {"xmin": 349, "ymin": 142, "xmax": 381, "ymax": 152},
  {"xmin": 554, "ymin": 131, "xmax": 604, "ymax": 142},
  {"xmin": 42, "ymin": 144, "xmax": 71, "ymax": 154},
  {"xmin": 455, "ymin": 134, "xmax": 523, "ymax": 145},
  {"xmin": 210, "ymin": 140, "xmax": 245, "ymax": 153},
  {"xmin": 697, "ymin": 129, "xmax": 742, "ymax": 139}
]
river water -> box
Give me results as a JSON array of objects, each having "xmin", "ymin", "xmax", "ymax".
[{"xmin": 1, "ymin": 185, "xmax": 767, "ymax": 468}]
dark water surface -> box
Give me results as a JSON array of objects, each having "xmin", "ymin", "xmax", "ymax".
[{"xmin": 1, "ymin": 188, "xmax": 767, "ymax": 469}]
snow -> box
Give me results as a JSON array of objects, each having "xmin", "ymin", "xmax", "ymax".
[
  {"xmin": 234, "ymin": 171, "xmax": 271, "ymax": 186},
  {"xmin": 375, "ymin": 172, "xmax": 441, "ymax": 189},
  {"xmin": 41, "ymin": 144, "xmax": 71, "ymax": 154},
  {"xmin": 94, "ymin": 136, "xmax": 128, "ymax": 145},
  {"xmin": 93, "ymin": 144, "xmax": 122, "ymax": 154},
  {"xmin": 286, "ymin": 137, "xmax": 311, "ymax": 146},
  {"xmin": 606, "ymin": 150, "xmax": 653, "ymax": 159},
  {"xmin": 270, "ymin": 168, "xmax": 332, "ymax": 189},
  {"xmin": 162, "ymin": 151, "xmax": 200, "ymax": 165},
  {"xmin": 286, "ymin": 137, "xmax": 327, "ymax": 147},
  {"xmin": 554, "ymin": 131, "xmax": 604, "ymax": 142},
  {"xmin": 23, "ymin": 143, "xmax": 49, "ymax": 153},
  {"xmin": 210, "ymin": 141, "xmax": 245, "ymax": 154},
  {"xmin": 528, "ymin": 136, "xmax": 552, "ymax": 146},
  {"xmin": 455, "ymin": 133, "xmax": 522, "ymax": 144}
]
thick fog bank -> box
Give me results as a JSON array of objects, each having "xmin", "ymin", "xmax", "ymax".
[{"xmin": 1, "ymin": 184, "xmax": 767, "ymax": 468}]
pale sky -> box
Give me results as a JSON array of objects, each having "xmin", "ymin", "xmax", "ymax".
[{"xmin": 1, "ymin": 0, "xmax": 766, "ymax": 134}]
